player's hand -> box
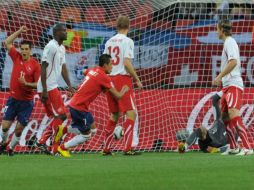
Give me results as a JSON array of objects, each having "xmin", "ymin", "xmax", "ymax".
[
  {"xmin": 178, "ymin": 142, "xmax": 186, "ymax": 153},
  {"xmin": 136, "ymin": 80, "xmax": 143, "ymax": 89},
  {"xmin": 41, "ymin": 90, "xmax": 48, "ymax": 104},
  {"xmin": 18, "ymin": 73, "xmax": 27, "ymax": 86},
  {"xmin": 67, "ymin": 86, "xmax": 76, "ymax": 96},
  {"xmin": 212, "ymin": 76, "xmax": 222, "ymax": 86},
  {"xmin": 20, "ymin": 26, "xmax": 28, "ymax": 33}
]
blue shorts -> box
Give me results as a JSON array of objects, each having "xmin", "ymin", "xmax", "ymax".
[
  {"xmin": 69, "ymin": 107, "xmax": 94, "ymax": 133},
  {"xmin": 3, "ymin": 97, "xmax": 34, "ymax": 127}
]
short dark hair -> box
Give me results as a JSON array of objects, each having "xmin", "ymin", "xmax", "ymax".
[
  {"xmin": 53, "ymin": 23, "xmax": 65, "ymax": 36},
  {"xmin": 218, "ymin": 19, "xmax": 232, "ymax": 36},
  {"xmin": 116, "ymin": 16, "xmax": 130, "ymax": 30},
  {"xmin": 99, "ymin": 54, "xmax": 111, "ymax": 67},
  {"xmin": 20, "ymin": 40, "xmax": 32, "ymax": 49}
]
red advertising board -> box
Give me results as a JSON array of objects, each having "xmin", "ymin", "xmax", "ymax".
[{"xmin": 1, "ymin": 88, "xmax": 254, "ymax": 152}]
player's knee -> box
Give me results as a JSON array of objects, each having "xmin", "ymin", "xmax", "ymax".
[
  {"xmin": 110, "ymin": 112, "xmax": 119, "ymax": 122},
  {"xmin": 1, "ymin": 120, "xmax": 12, "ymax": 131},
  {"xmin": 125, "ymin": 110, "xmax": 136, "ymax": 121}
]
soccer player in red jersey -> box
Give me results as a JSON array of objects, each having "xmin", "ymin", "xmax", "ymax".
[
  {"xmin": 53, "ymin": 54, "xmax": 129, "ymax": 157},
  {"xmin": 36, "ymin": 23, "xmax": 75, "ymax": 154},
  {"xmin": 0, "ymin": 26, "xmax": 41, "ymax": 156},
  {"xmin": 213, "ymin": 20, "xmax": 253, "ymax": 156},
  {"xmin": 103, "ymin": 16, "xmax": 142, "ymax": 155}
]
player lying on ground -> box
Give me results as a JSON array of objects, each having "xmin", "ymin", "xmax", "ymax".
[
  {"xmin": 53, "ymin": 54, "xmax": 129, "ymax": 157},
  {"xmin": 0, "ymin": 26, "xmax": 41, "ymax": 156},
  {"xmin": 177, "ymin": 92, "xmax": 227, "ymax": 153}
]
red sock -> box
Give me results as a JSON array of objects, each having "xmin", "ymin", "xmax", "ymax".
[
  {"xmin": 39, "ymin": 125, "xmax": 53, "ymax": 144},
  {"xmin": 103, "ymin": 120, "xmax": 117, "ymax": 153},
  {"xmin": 225, "ymin": 120, "xmax": 238, "ymax": 149},
  {"xmin": 232, "ymin": 116, "xmax": 251, "ymax": 149},
  {"xmin": 60, "ymin": 144, "xmax": 67, "ymax": 150},
  {"xmin": 51, "ymin": 118, "xmax": 64, "ymax": 132},
  {"xmin": 123, "ymin": 119, "xmax": 135, "ymax": 152}
]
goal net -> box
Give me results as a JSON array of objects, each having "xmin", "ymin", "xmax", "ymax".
[{"xmin": 0, "ymin": 0, "xmax": 254, "ymax": 154}]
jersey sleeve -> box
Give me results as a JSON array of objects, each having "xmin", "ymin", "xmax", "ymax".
[
  {"xmin": 8, "ymin": 46, "xmax": 21, "ymax": 63},
  {"xmin": 225, "ymin": 40, "xmax": 238, "ymax": 61},
  {"xmin": 124, "ymin": 39, "xmax": 134, "ymax": 59},
  {"xmin": 42, "ymin": 43, "xmax": 55, "ymax": 65}
]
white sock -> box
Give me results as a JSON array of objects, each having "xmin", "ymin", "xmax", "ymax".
[
  {"xmin": 64, "ymin": 134, "xmax": 91, "ymax": 149},
  {"xmin": 0, "ymin": 128, "xmax": 8, "ymax": 144},
  {"xmin": 9, "ymin": 134, "xmax": 20, "ymax": 150},
  {"xmin": 67, "ymin": 125, "xmax": 80, "ymax": 135}
]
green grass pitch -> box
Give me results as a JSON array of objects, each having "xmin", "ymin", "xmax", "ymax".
[{"xmin": 0, "ymin": 152, "xmax": 254, "ymax": 190}]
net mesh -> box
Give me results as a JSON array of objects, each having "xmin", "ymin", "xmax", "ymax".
[{"xmin": 0, "ymin": 0, "xmax": 254, "ymax": 153}]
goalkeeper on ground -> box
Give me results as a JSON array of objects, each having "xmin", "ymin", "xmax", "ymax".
[{"xmin": 177, "ymin": 92, "xmax": 227, "ymax": 153}]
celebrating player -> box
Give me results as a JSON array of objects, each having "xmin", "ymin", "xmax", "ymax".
[
  {"xmin": 36, "ymin": 23, "xmax": 75, "ymax": 154},
  {"xmin": 53, "ymin": 54, "xmax": 129, "ymax": 157},
  {"xmin": 102, "ymin": 16, "xmax": 142, "ymax": 155},
  {"xmin": 212, "ymin": 19, "xmax": 253, "ymax": 155},
  {"xmin": 0, "ymin": 26, "xmax": 41, "ymax": 156}
]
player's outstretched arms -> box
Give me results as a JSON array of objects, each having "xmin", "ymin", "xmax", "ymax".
[{"xmin": 109, "ymin": 85, "xmax": 129, "ymax": 99}]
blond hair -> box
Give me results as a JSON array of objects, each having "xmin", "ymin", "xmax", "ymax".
[{"xmin": 116, "ymin": 16, "xmax": 130, "ymax": 30}]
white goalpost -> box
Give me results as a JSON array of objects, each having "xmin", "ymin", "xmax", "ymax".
[{"xmin": 0, "ymin": 0, "xmax": 253, "ymax": 153}]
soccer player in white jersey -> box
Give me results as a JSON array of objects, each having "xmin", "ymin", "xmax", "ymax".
[
  {"xmin": 213, "ymin": 20, "xmax": 253, "ymax": 155},
  {"xmin": 103, "ymin": 16, "xmax": 142, "ymax": 155},
  {"xmin": 36, "ymin": 23, "xmax": 75, "ymax": 154}
]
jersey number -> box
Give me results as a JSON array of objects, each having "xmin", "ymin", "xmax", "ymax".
[{"xmin": 108, "ymin": 46, "xmax": 120, "ymax": 65}]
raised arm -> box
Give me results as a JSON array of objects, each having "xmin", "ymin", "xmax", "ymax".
[{"xmin": 5, "ymin": 26, "xmax": 28, "ymax": 51}]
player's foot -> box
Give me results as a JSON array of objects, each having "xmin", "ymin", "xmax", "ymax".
[
  {"xmin": 36, "ymin": 142, "xmax": 51, "ymax": 155},
  {"xmin": 54, "ymin": 125, "xmax": 65, "ymax": 144},
  {"xmin": 6, "ymin": 147, "xmax": 14, "ymax": 157},
  {"xmin": 102, "ymin": 151, "xmax": 115, "ymax": 156},
  {"xmin": 57, "ymin": 146, "xmax": 71, "ymax": 158},
  {"xmin": 123, "ymin": 150, "xmax": 141, "ymax": 156},
  {"xmin": 221, "ymin": 147, "xmax": 239, "ymax": 155},
  {"xmin": 236, "ymin": 149, "xmax": 253, "ymax": 156}
]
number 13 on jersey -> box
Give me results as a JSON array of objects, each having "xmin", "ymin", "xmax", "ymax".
[{"xmin": 108, "ymin": 46, "xmax": 120, "ymax": 65}]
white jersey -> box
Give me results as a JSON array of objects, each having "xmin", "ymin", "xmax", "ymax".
[
  {"xmin": 221, "ymin": 36, "xmax": 243, "ymax": 90},
  {"xmin": 37, "ymin": 39, "xmax": 66, "ymax": 92},
  {"xmin": 103, "ymin": 33, "xmax": 134, "ymax": 76}
]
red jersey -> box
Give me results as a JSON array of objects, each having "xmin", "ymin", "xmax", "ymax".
[
  {"xmin": 69, "ymin": 67, "xmax": 113, "ymax": 112},
  {"xmin": 9, "ymin": 47, "xmax": 41, "ymax": 100}
]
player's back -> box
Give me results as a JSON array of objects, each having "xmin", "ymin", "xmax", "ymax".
[
  {"xmin": 104, "ymin": 34, "xmax": 134, "ymax": 76},
  {"xmin": 69, "ymin": 67, "xmax": 112, "ymax": 112}
]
